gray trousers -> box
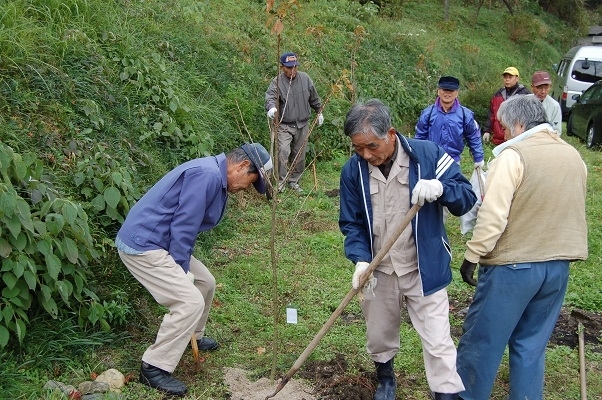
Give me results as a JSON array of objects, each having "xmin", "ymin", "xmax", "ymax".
[
  {"xmin": 360, "ymin": 269, "xmax": 465, "ymax": 393},
  {"xmin": 277, "ymin": 123, "xmax": 309, "ymax": 184},
  {"xmin": 118, "ymin": 249, "xmax": 216, "ymax": 372}
]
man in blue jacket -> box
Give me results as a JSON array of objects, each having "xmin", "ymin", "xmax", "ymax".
[
  {"xmin": 115, "ymin": 143, "xmax": 272, "ymax": 397},
  {"xmin": 339, "ymin": 99, "xmax": 476, "ymax": 400},
  {"xmin": 415, "ymin": 76, "xmax": 484, "ymax": 168}
]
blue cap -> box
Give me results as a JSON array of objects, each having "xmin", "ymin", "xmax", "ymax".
[
  {"xmin": 280, "ymin": 52, "xmax": 300, "ymax": 67},
  {"xmin": 240, "ymin": 143, "xmax": 273, "ymax": 194},
  {"xmin": 438, "ymin": 76, "xmax": 460, "ymax": 90}
]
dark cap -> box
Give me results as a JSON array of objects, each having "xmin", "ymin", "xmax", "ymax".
[
  {"xmin": 438, "ymin": 76, "xmax": 460, "ymax": 90},
  {"xmin": 240, "ymin": 143, "xmax": 273, "ymax": 195},
  {"xmin": 280, "ymin": 52, "xmax": 300, "ymax": 67},
  {"xmin": 531, "ymin": 71, "xmax": 551, "ymax": 86}
]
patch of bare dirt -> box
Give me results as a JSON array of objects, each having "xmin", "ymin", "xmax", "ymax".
[{"xmin": 223, "ymin": 367, "xmax": 316, "ymax": 400}]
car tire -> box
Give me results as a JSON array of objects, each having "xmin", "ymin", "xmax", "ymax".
[
  {"xmin": 566, "ymin": 113, "xmax": 574, "ymax": 136},
  {"xmin": 586, "ymin": 123, "xmax": 598, "ymax": 148}
]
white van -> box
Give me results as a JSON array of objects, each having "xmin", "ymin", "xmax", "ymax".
[{"xmin": 552, "ymin": 45, "xmax": 602, "ymax": 119}]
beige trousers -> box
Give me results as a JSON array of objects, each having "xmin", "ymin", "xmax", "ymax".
[
  {"xmin": 118, "ymin": 249, "xmax": 216, "ymax": 372},
  {"xmin": 361, "ymin": 269, "xmax": 465, "ymax": 393}
]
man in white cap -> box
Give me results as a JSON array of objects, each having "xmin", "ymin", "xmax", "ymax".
[
  {"xmin": 482, "ymin": 67, "xmax": 531, "ymax": 144},
  {"xmin": 265, "ymin": 52, "xmax": 323, "ymax": 193},
  {"xmin": 116, "ymin": 143, "xmax": 273, "ymax": 397},
  {"xmin": 527, "ymin": 70, "xmax": 562, "ymax": 135}
]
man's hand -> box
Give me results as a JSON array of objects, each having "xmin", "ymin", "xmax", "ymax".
[
  {"xmin": 267, "ymin": 107, "xmax": 277, "ymax": 119},
  {"xmin": 411, "ymin": 179, "xmax": 443, "ymax": 206},
  {"xmin": 318, "ymin": 113, "xmax": 324, "ymax": 126},
  {"xmin": 186, "ymin": 271, "xmax": 195, "ymax": 283},
  {"xmin": 482, "ymin": 132, "xmax": 491, "ymax": 143},
  {"xmin": 460, "ymin": 259, "xmax": 478, "ymax": 286},
  {"xmin": 474, "ymin": 160, "xmax": 485, "ymax": 169},
  {"xmin": 352, "ymin": 261, "xmax": 377, "ymax": 299}
]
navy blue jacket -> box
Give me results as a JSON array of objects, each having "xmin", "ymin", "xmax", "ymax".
[{"xmin": 339, "ymin": 133, "xmax": 476, "ymax": 295}]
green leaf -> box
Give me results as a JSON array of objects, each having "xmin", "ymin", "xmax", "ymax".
[
  {"xmin": 0, "ymin": 191, "xmax": 16, "ymax": 218},
  {"xmin": 1, "ymin": 259, "xmax": 16, "ymax": 272},
  {"xmin": 74, "ymin": 172, "xmax": 85, "ymax": 187},
  {"xmin": 61, "ymin": 202, "xmax": 78, "ymax": 226},
  {"xmin": 15, "ymin": 319, "xmax": 26, "ymax": 343},
  {"xmin": 2, "ymin": 272, "xmax": 17, "ymax": 290},
  {"xmin": 40, "ymin": 297, "xmax": 58, "ymax": 318},
  {"xmin": 45, "ymin": 253, "xmax": 62, "ymax": 281},
  {"xmin": 0, "ymin": 237, "xmax": 11, "ymax": 257},
  {"xmin": 91, "ymin": 194, "xmax": 105, "ymax": 211},
  {"xmin": 40, "ymin": 284, "xmax": 52, "ymax": 301},
  {"xmin": 46, "ymin": 213, "xmax": 65, "ymax": 235},
  {"xmin": 2, "ymin": 285, "xmax": 20, "ymax": 299},
  {"xmin": 56, "ymin": 280, "xmax": 71, "ymax": 304},
  {"xmin": 0, "ymin": 325, "xmax": 9, "ymax": 347},
  {"xmin": 100, "ymin": 318, "xmax": 111, "ymax": 332},
  {"xmin": 9, "ymin": 232, "xmax": 27, "ymax": 252},
  {"xmin": 6, "ymin": 215, "xmax": 21, "ymax": 239},
  {"xmin": 12, "ymin": 155, "xmax": 26, "ymax": 181},
  {"xmin": 2, "ymin": 305, "xmax": 14, "ymax": 323},
  {"xmin": 33, "ymin": 220, "xmax": 47, "ymax": 235},
  {"xmin": 37, "ymin": 239, "xmax": 52, "ymax": 256},
  {"xmin": 62, "ymin": 237, "xmax": 79, "ymax": 264},
  {"xmin": 12, "ymin": 258, "xmax": 24, "ymax": 278},
  {"xmin": 23, "ymin": 270, "xmax": 37, "ymax": 290},
  {"xmin": 104, "ymin": 186, "xmax": 121, "ymax": 209},
  {"xmin": 111, "ymin": 171, "xmax": 123, "ymax": 186},
  {"xmin": 93, "ymin": 177, "xmax": 104, "ymax": 192}
]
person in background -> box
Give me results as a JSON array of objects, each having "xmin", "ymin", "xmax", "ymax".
[
  {"xmin": 457, "ymin": 95, "xmax": 587, "ymax": 400},
  {"xmin": 265, "ymin": 52, "xmax": 323, "ymax": 194},
  {"xmin": 482, "ymin": 67, "xmax": 531, "ymax": 144},
  {"xmin": 415, "ymin": 75, "xmax": 484, "ymax": 168},
  {"xmin": 339, "ymin": 99, "xmax": 476, "ymax": 400},
  {"xmin": 116, "ymin": 143, "xmax": 273, "ymax": 397},
  {"xmin": 527, "ymin": 70, "xmax": 562, "ymax": 135}
]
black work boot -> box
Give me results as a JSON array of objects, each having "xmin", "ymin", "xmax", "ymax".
[
  {"xmin": 430, "ymin": 392, "xmax": 459, "ymax": 400},
  {"xmin": 140, "ymin": 362, "xmax": 187, "ymax": 397},
  {"xmin": 196, "ymin": 336, "xmax": 219, "ymax": 351},
  {"xmin": 374, "ymin": 358, "xmax": 396, "ymax": 400}
]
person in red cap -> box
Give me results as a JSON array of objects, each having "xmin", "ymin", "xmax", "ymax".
[
  {"xmin": 265, "ymin": 52, "xmax": 323, "ymax": 194},
  {"xmin": 482, "ymin": 67, "xmax": 531, "ymax": 145},
  {"xmin": 527, "ymin": 70, "xmax": 562, "ymax": 135}
]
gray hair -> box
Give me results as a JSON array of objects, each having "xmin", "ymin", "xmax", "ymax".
[
  {"xmin": 344, "ymin": 99, "xmax": 393, "ymax": 139},
  {"xmin": 226, "ymin": 147, "xmax": 258, "ymax": 174},
  {"xmin": 497, "ymin": 95, "xmax": 548, "ymax": 137}
]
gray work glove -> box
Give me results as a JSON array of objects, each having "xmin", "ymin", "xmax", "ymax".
[
  {"xmin": 460, "ymin": 259, "xmax": 478, "ymax": 286},
  {"xmin": 352, "ymin": 261, "xmax": 377, "ymax": 299},
  {"xmin": 482, "ymin": 132, "xmax": 491, "ymax": 143},
  {"xmin": 267, "ymin": 107, "xmax": 277, "ymax": 119},
  {"xmin": 317, "ymin": 113, "xmax": 324, "ymax": 126}
]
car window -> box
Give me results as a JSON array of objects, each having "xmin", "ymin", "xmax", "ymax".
[
  {"xmin": 572, "ymin": 59, "xmax": 602, "ymax": 83},
  {"xmin": 579, "ymin": 84, "xmax": 602, "ymax": 103}
]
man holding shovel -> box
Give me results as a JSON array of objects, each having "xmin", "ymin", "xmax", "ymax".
[
  {"xmin": 457, "ymin": 95, "xmax": 588, "ymax": 400},
  {"xmin": 115, "ymin": 143, "xmax": 273, "ymax": 397},
  {"xmin": 339, "ymin": 99, "xmax": 476, "ymax": 400}
]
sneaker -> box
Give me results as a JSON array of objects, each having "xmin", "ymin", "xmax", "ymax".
[
  {"xmin": 140, "ymin": 362, "xmax": 187, "ymax": 396},
  {"xmin": 196, "ymin": 336, "xmax": 219, "ymax": 351},
  {"xmin": 288, "ymin": 182, "xmax": 303, "ymax": 193}
]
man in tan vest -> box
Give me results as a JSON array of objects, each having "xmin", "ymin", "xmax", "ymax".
[{"xmin": 456, "ymin": 95, "xmax": 588, "ymax": 400}]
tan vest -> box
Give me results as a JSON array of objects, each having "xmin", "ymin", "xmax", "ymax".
[{"xmin": 481, "ymin": 130, "xmax": 588, "ymax": 265}]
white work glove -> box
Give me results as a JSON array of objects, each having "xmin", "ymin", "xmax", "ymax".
[
  {"xmin": 186, "ymin": 271, "xmax": 195, "ymax": 283},
  {"xmin": 352, "ymin": 261, "xmax": 377, "ymax": 300},
  {"xmin": 317, "ymin": 113, "xmax": 324, "ymax": 126},
  {"xmin": 267, "ymin": 107, "xmax": 277, "ymax": 119},
  {"xmin": 411, "ymin": 179, "xmax": 443, "ymax": 206},
  {"xmin": 482, "ymin": 132, "xmax": 490, "ymax": 143},
  {"xmin": 474, "ymin": 160, "xmax": 485, "ymax": 168}
]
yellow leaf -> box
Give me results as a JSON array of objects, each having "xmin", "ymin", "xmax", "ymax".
[
  {"xmin": 256, "ymin": 347, "xmax": 266, "ymax": 355},
  {"xmin": 271, "ymin": 19, "xmax": 284, "ymax": 35}
]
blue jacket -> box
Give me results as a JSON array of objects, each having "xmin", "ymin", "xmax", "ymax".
[
  {"xmin": 339, "ymin": 134, "xmax": 476, "ymax": 295},
  {"xmin": 117, "ymin": 154, "xmax": 228, "ymax": 272},
  {"xmin": 415, "ymin": 98, "xmax": 484, "ymax": 163}
]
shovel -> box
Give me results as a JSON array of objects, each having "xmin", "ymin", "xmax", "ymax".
[{"xmin": 265, "ymin": 203, "xmax": 421, "ymax": 399}]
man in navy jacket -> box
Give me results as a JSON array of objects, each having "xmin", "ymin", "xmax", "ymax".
[
  {"xmin": 339, "ymin": 99, "xmax": 476, "ymax": 400},
  {"xmin": 116, "ymin": 143, "xmax": 272, "ymax": 397}
]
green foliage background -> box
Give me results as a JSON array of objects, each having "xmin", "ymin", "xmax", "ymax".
[{"xmin": 1, "ymin": 0, "xmax": 601, "ymax": 398}]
